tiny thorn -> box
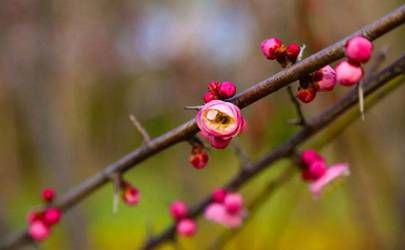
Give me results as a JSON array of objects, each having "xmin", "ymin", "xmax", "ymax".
[
  {"xmin": 109, "ymin": 173, "xmax": 122, "ymax": 214},
  {"xmin": 112, "ymin": 191, "xmax": 119, "ymax": 214},
  {"xmin": 129, "ymin": 114, "xmax": 151, "ymax": 143},
  {"xmin": 184, "ymin": 105, "xmax": 203, "ymax": 110},
  {"xmin": 297, "ymin": 44, "xmax": 306, "ymax": 62}
]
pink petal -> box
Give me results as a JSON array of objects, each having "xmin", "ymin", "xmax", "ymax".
[{"xmin": 310, "ymin": 163, "xmax": 350, "ymax": 199}]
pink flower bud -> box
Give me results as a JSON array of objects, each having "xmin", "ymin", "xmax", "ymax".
[
  {"xmin": 204, "ymin": 203, "xmax": 244, "ymax": 228},
  {"xmin": 336, "ymin": 61, "xmax": 364, "ymax": 86},
  {"xmin": 122, "ymin": 183, "xmax": 140, "ymax": 206},
  {"xmin": 286, "ymin": 43, "xmax": 300, "ymax": 63},
  {"xmin": 28, "ymin": 221, "xmax": 50, "ymax": 241},
  {"xmin": 310, "ymin": 163, "xmax": 350, "ymax": 199},
  {"xmin": 212, "ymin": 188, "xmax": 227, "ymax": 203},
  {"xmin": 224, "ymin": 193, "xmax": 243, "ymax": 215},
  {"xmin": 314, "ymin": 65, "xmax": 336, "ymax": 92},
  {"xmin": 218, "ymin": 81, "xmax": 237, "ymax": 99},
  {"xmin": 41, "ymin": 188, "xmax": 55, "ymax": 203},
  {"xmin": 296, "ymin": 86, "xmax": 317, "ymax": 103},
  {"xmin": 176, "ymin": 218, "xmax": 197, "ymax": 237},
  {"xmin": 208, "ymin": 81, "xmax": 221, "ymax": 93},
  {"xmin": 189, "ymin": 147, "xmax": 209, "ymax": 169},
  {"xmin": 170, "ymin": 201, "xmax": 188, "ymax": 220},
  {"xmin": 203, "ymin": 91, "xmax": 217, "ymax": 103},
  {"xmin": 300, "ymin": 149, "xmax": 325, "ymax": 167},
  {"xmin": 301, "ymin": 161, "xmax": 327, "ymax": 182},
  {"xmin": 260, "ymin": 37, "xmax": 283, "ymax": 60},
  {"xmin": 345, "ymin": 36, "xmax": 373, "ymax": 63},
  {"xmin": 43, "ymin": 208, "xmax": 62, "ymax": 226},
  {"xmin": 27, "ymin": 211, "xmax": 43, "ymax": 224}
]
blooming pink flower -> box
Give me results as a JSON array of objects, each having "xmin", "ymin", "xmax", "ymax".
[
  {"xmin": 310, "ymin": 163, "xmax": 350, "ymax": 198},
  {"xmin": 43, "ymin": 208, "xmax": 62, "ymax": 226},
  {"xmin": 286, "ymin": 43, "xmax": 301, "ymax": 63},
  {"xmin": 122, "ymin": 183, "xmax": 140, "ymax": 206},
  {"xmin": 224, "ymin": 193, "xmax": 243, "ymax": 215},
  {"xmin": 345, "ymin": 36, "xmax": 373, "ymax": 63},
  {"xmin": 260, "ymin": 37, "xmax": 283, "ymax": 60},
  {"xmin": 41, "ymin": 188, "xmax": 56, "ymax": 202},
  {"xmin": 314, "ymin": 65, "xmax": 336, "ymax": 91},
  {"xmin": 196, "ymin": 100, "xmax": 244, "ymax": 149},
  {"xmin": 170, "ymin": 201, "xmax": 188, "ymax": 221},
  {"xmin": 28, "ymin": 220, "xmax": 50, "ymax": 241},
  {"xmin": 336, "ymin": 61, "xmax": 364, "ymax": 86},
  {"xmin": 204, "ymin": 203, "xmax": 244, "ymax": 228},
  {"xmin": 212, "ymin": 188, "xmax": 227, "ymax": 203},
  {"xmin": 176, "ymin": 218, "xmax": 197, "ymax": 237},
  {"xmin": 218, "ymin": 81, "xmax": 237, "ymax": 99}
]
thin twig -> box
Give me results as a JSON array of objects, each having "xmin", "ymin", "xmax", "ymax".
[
  {"xmin": 184, "ymin": 105, "xmax": 203, "ymax": 110},
  {"xmin": 129, "ymin": 114, "xmax": 151, "ymax": 143},
  {"xmin": 233, "ymin": 143, "xmax": 252, "ymax": 168},
  {"xmin": 1, "ymin": 7, "xmax": 404, "ymax": 249},
  {"xmin": 287, "ymin": 85, "xmax": 307, "ymax": 126},
  {"xmin": 140, "ymin": 55, "xmax": 405, "ymax": 250}
]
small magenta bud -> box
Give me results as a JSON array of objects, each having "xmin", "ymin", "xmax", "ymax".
[
  {"xmin": 43, "ymin": 208, "xmax": 62, "ymax": 226},
  {"xmin": 170, "ymin": 201, "xmax": 188, "ymax": 221},
  {"xmin": 296, "ymin": 86, "xmax": 317, "ymax": 103},
  {"xmin": 41, "ymin": 188, "xmax": 55, "ymax": 203},
  {"xmin": 212, "ymin": 188, "xmax": 227, "ymax": 203},
  {"xmin": 260, "ymin": 37, "xmax": 283, "ymax": 60},
  {"xmin": 302, "ymin": 161, "xmax": 327, "ymax": 182},
  {"xmin": 189, "ymin": 147, "xmax": 209, "ymax": 169},
  {"xmin": 300, "ymin": 149, "xmax": 324, "ymax": 167},
  {"xmin": 336, "ymin": 61, "xmax": 364, "ymax": 86},
  {"xmin": 218, "ymin": 81, "xmax": 237, "ymax": 99},
  {"xmin": 286, "ymin": 43, "xmax": 300, "ymax": 63},
  {"xmin": 176, "ymin": 218, "xmax": 197, "ymax": 237},
  {"xmin": 345, "ymin": 36, "xmax": 373, "ymax": 63},
  {"xmin": 122, "ymin": 183, "xmax": 140, "ymax": 206},
  {"xmin": 28, "ymin": 220, "xmax": 50, "ymax": 241},
  {"xmin": 314, "ymin": 65, "xmax": 337, "ymax": 92},
  {"xmin": 224, "ymin": 193, "xmax": 243, "ymax": 215},
  {"xmin": 27, "ymin": 211, "xmax": 43, "ymax": 224},
  {"xmin": 208, "ymin": 81, "xmax": 221, "ymax": 93},
  {"xmin": 203, "ymin": 91, "xmax": 217, "ymax": 103}
]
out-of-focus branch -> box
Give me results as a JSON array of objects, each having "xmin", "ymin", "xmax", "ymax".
[
  {"xmin": 287, "ymin": 85, "xmax": 307, "ymax": 126},
  {"xmin": 141, "ymin": 55, "xmax": 405, "ymax": 250},
  {"xmin": 1, "ymin": 5, "xmax": 404, "ymax": 249}
]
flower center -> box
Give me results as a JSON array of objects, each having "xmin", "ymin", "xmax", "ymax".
[{"xmin": 205, "ymin": 109, "xmax": 234, "ymax": 128}]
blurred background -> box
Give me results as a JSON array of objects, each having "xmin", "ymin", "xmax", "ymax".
[{"xmin": 0, "ymin": 0, "xmax": 404, "ymax": 249}]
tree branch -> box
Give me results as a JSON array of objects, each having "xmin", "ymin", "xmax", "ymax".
[
  {"xmin": 140, "ymin": 54, "xmax": 405, "ymax": 250},
  {"xmin": 1, "ymin": 5, "xmax": 404, "ymax": 249}
]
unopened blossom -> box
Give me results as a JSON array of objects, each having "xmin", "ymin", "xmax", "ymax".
[
  {"xmin": 301, "ymin": 160, "xmax": 327, "ymax": 182},
  {"xmin": 212, "ymin": 188, "xmax": 227, "ymax": 203},
  {"xmin": 170, "ymin": 201, "xmax": 188, "ymax": 221},
  {"xmin": 314, "ymin": 65, "xmax": 337, "ymax": 91},
  {"xmin": 189, "ymin": 147, "xmax": 209, "ymax": 169},
  {"xmin": 121, "ymin": 182, "xmax": 140, "ymax": 206},
  {"xmin": 203, "ymin": 91, "xmax": 217, "ymax": 103},
  {"xmin": 336, "ymin": 61, "xmax": 364, "ymax": 86},
  {"xmin": 300, "ymin": 149, "xmax": 324, "ymax": 166},
  {"xmin": 224, "ymin": 193, "xmax": 243, "ymax": 214},
  {"xmin": 28, "ymin": 220, "xmax": 50, "ymax": 241},
  {"xmin": 218, "ymin": 81, "xmax": 237, "ymax": 99},
  {"xmin": 310, "ymin": 163, "xmax": 350, "ymax": 198},
  {"xmin": 43, "ymin": 208, "xmax": 62, "ymax": 226},
  {"xmin": 176, "ymin": 218, "xmax": 197, "ymax": 237},
  {"xmin": 196, "ymin": 100, "xmax": 245, "ymax": 149},
  {"xmin": 345, "ymin": 36, "xmax": 373, "ymax": 63},
  {"xmin": 41, "ymin": 188, "xmax": 56, "ymax": 202},
  {"xmin": 260, "ymin": 37, "xmax": 283, "ymax": 60},
  {"xmin": 296, "ymin": 86, "xmax": 317, "ymax": 103},
  {"xmin": 286, "ymin": 43, "xmax": 301, "ymax": 63}
]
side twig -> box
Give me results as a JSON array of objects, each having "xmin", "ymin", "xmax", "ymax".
[
  {"xmin": 287, "ymin": 85, "xmax": 307, "ymax": 126},
  {"xmin": 129, "ymin": 114, "xmax": 151, "ymax": 143}
]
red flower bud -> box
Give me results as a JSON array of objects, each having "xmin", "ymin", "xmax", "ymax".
[
  {"xmin": 189, "ymin": 147, "xmax": 209, "ymax": 169},
  {"xmin": 41, "ymin": 188, "xmax": 55, "ymax": 203},
  {"xmin": 260, "ymin": 37, "xmax": 283, "ymax": 60},
  {"xmin": 296, "ymin": 86, "xmax": 317, "ymax": 103},
  {"xmin": 218, "ymin": 81, "xmax": 237, "ymax": 99},
  {"xmin": 43, "ymin": 208, "xmax": 62, "ymax": 226},
  {"xmin": 212, "ymin": 188, "xmax": 227, "ymax": 203},
  {"xmin": 286, "ymin": 43, "xmax": 300, "ymax": 63},
  {"xmin": 122, "ymin": 183, "xmax": 140, "ymax": 206},
  {"xmin": 176, "ymin": 218, "xmax": 197, "ymax": 237},
  {"xmin": 203, "ymin": 91, "xmax": 217, "ymax": 103},
  {"xmin": 170, "ymin": 201, "xmax": 188, "ymax": 220}
]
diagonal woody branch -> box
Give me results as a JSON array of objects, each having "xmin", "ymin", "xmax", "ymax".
[
  {"xmin": 141, "ymin": 54, "xmax": 405, "ymax": 250},
  {"xmin": 0, "ymin": 5, "xmax": 404, "ymax": 250}
]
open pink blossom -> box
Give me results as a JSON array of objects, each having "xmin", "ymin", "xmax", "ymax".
[
  {"xmin": 309, "ymin": 163, "xmax": 350, "ymax": 199},
  {"xmin": 314, "ymin": 65, "xmax": 337, "ymax": 91},
  {"xmin": 204, "ymin": 203, "xmax": 244, "ymax": 228},
  {"xmin": 196, "ymin": 100, "xmax": 245, "ymax": 148}
]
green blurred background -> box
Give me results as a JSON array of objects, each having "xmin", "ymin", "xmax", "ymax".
[{"xmin": 0, "ymin": 0, "xmax": 404, "ymax": 249}]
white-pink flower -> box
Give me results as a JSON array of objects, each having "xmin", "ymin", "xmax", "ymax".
[
  {"xmin": 196, "ymin": 100, "xmax": 245, "ymax": 149},
  {"xmin": 309, "ymin": 163, "xmax": 350, "ymax": 199}
]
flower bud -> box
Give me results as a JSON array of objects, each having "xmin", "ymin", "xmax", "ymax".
[
  {"xmin": 122, "ymin": 183, "xmax": 140, "ymax": 206},
  {"xmin": 208, "ymin": 81, "xmax": 221, "ymax": 93},
  {"xmin": 212, "ymin": 188, "xmax": 227, "ymax": 203},
  {"xmin": 170, "ymin": 201, "xmax": 188, "ymax": 221},
  {"xmin": 27, "ymin": 211, "xmax": 43, "ymax": 224},
  {"xmin": 203, "ymin": 91, "xmax": 217, "ymax": 103},
  {"xmin": 345, "ymin": 36, "xmax": 373, "ymax": 63},
  {"xmin": 208, "ymin": 136, "xmax": 232, "ymax": 149},
  {"xmin": 301, "ymin": 161, "xmax": 327, "ymax": 182},
  {"xmin": 28, "ymin": 221, "xmax": 50, "ymax": 241},
  {"xmin": 41, "ymin": 188, "xmax": 55, "ymax": 203},
  {"xmin": 314, "ymin": 65, "xmax": 336, "ymax": 92},
  {"xmin": 176, "ymin": 218, "xmax": 197, "ymax": 237},
  {"xmin": 296, "ymin": 86, "xmax": 317, "ymax": 103},
  {"xmin": 260, "ymin": 37, "xmax": 283, "ymax": 60},
  {"xmin": 300, "ymin": 149, "xmax": 324, "ymax": 167},
  {"xmin": 224, "ymin": 193, "xmax": 243, "ymax": 215},
  {"xmin": 189, "ymin": 146, "xmax": 209, "ymax": 169},
  {"xmin": 286, "ymin": 43, "xmax": 300, "ymax": 63},
  {"xmin": 218, "ymin": 81, "xmax": 237, "ymax": 99},
  {"xmin": 336, "ymin": 61, "xmax": 364, "ymax": 86},
  {"xmin": 43, "ymin": 208, "xmax": 62, "ymax": 226}
]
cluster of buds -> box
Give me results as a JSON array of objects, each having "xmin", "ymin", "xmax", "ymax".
[
  {"xmin": 260, "ymin": 37, "xmax": 301, "ymax": 66},
  {"xmin": 170, "ymin": 201, "xmax": 197, "ymax": 237},
  {"xmin": 26, "ymin": 188, "xmax": 62, "ymax": 241},
  {"xmin": 189, "ymin": 143, "xmax": 209, "ymax": 169},
  {"xmin": 336, "ymin": 36, "xmax": 373, "ymax": 86},
  {"xmin": 196, "ymin": 100, "xmax": 246, "ymax": 149},
  {"xmin": 204, "ymin": 188, "xmax": 246, "ymax": 228},
  {"xmin": 203, "ymin": 81, "xmax": 237, "ymax": 103},
  {"xmin": 300, "ymin": 150, "xmax": 350, "ymax": 198},
  {"xmin": 120, "ymin": 181, "xmax": 140, "ymax": 206}
]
